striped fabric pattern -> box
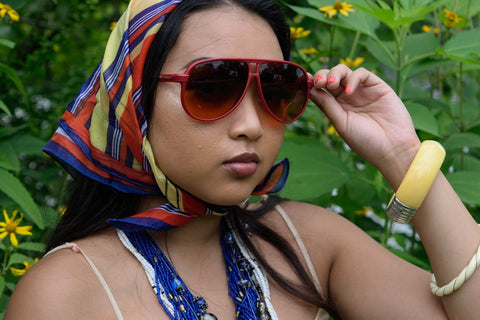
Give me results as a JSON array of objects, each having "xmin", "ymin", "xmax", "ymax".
[{"xmin": 43, "ymin": 0, "xmax": 289, "ymax": 232}]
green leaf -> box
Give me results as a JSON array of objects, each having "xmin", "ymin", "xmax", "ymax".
[
  {"xmin": 444, "ymin": 133, "xmax": 480, "ymax": 150},
  {"xmin": 446, "ymin": 171, "xmax": 480, "ymax": 205},
  {"xmin": 0, "ymin": 142, "xmax": 20, "ymax": 173},
  {"xmin": 450, "ymin": 154, "xmax": 480, "ymax": 172},
  {"xmin": 404, "ymin": 102, "xmax": 439, "ymax": 136},
  {"xmin": 7, "ymin": 253, "xmax": 32, "ymax": 268},
  {"xmin": 7, "ymin": 134, "xmax": 46, "ymax": 156},
  {"xmin": 0, "ymin": 63, "xmax": 29, "ymax": 107},
  {"xmin": 287, "ymin": 1, "xmax": 380, "ymax": 39},
  {"xmin": 350, "ymin": 0, "xmax": 451, "ymax": 30},
  {"xmin": 0, "ymin": 277, "xmax": 5, "ymax": 301},
  {"xmin": 0, "ymin": 99, "xmax": 12, "ymax": 116},
  {"xmin": 403, "ymin": 58, "xmax": 456, "ymax": 78},
  {"xmin": 16, "ymin": 242, "xmax": 46, "ymax": 253},
  {"xmin": 363, "ymin": 37, "xmax": 396, "ymax": 70},
  {"xmin": 0, "ymin": 38, "xmax": 15, "ymax": 49},
  {"xmin": 277, "ymin": 136, "xmax": 351, "ymax": 201},
  {"xmin": 440, "ymin": 29, "xmax": 480, "ymax": 65},
  {"xmin": 0, "ymin": 168, "xmax": 44, "ymax": 229},
  {"xmin": 402, "ymin": 32, "xmax": 439, "ymax": 67},
  {"xmin": 0, "ymin": 125, "xmax": 28, "ymax": 140}
]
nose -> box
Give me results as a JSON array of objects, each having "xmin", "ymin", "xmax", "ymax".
[{"xmin": 227, "ymin": 80, "xmax": 264, "ymax": 141}]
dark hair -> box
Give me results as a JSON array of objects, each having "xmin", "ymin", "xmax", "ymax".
[
  {"xmin": 47, "ymin": 0, "xmax": 338, "ymax": 318},
  {"xmin": 142, "ymin": 0, "xmax": 291, "ymax": 121}
]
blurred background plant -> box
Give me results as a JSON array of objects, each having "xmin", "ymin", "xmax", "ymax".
[
  {"xmin": 0, "ymin": 0, "xmax": 479, "ymax": 315},
  {"xmin": 0, "ymin": 0, "xmax": 126, "ymax": 314}
]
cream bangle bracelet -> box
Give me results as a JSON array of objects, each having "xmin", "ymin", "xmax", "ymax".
[
  {"xmin": 386, "ymin": 140, "xmax": 446, "ymax": 224},
  {"xmin": 430, "ymin": 235, "xmax": 480, "ymax": 296}
]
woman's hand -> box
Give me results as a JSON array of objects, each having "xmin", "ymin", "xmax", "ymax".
[{"xmin": 310, "ymin": 64, "xmax": 421, "ymax": 185}]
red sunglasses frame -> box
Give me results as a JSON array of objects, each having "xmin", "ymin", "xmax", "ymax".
[{"xmin": 157, "ymin": 58, "xmax": 313, "ymax": 123}]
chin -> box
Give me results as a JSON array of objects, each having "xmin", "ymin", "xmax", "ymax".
[{"xmin": 200, "ymin": 191, "xmax": 252, "ymax": 207}]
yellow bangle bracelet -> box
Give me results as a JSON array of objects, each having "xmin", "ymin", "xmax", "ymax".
[{"xmin": 386, "ymin": 141, "xmax": 446, "ymax": 224}]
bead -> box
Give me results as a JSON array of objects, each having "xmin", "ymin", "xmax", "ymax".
[
  {"xmin": 203, "ymin": 313, "xmax": 218, "ymax": 320},
  {"xmin": 171, "ymin": 275, "xmax": 185, "ymax": 293},
  {"xmin": 194, "ymin": 296, "xmax": 208, "ymax": 311},
  {"xmin": 237, "ymin": 279, "xmax": 249, "ymax": 288},
  {"xmin": 238, "ymin": 259, "xmax": 250, "ymax": 273},
  {"xmin": 224, "ymin": 232, "xmax": 234, "ymax": 244}
]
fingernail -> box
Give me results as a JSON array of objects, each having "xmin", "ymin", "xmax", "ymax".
[
  {"xmin": 327, "ymin": 76, "xmax": 335, "ymax": 84},
  {"xmin": 344, "ymin": 84, "xmax": 351, "ymax": 93},
  {"xmin": 315, "ymin": 75, "xmax": 323, "ymax": 85}
]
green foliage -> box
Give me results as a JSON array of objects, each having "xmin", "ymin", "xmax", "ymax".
[
  {"xmin": 0, "ymin": 0, "xmax": 127, "ymax": 314},
  {"xmin": 282, "ymin": 0, "xmax": 480, "ymax": 271}
]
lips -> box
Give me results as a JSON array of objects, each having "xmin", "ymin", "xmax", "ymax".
[{"xmin": 223, "ymin": 153, "xmax": 259, "ymax": 177}]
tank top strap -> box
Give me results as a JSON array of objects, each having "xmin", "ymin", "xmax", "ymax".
[
  {"xmin": 45, "ymin": 243, "xmax": 125, "ymax": 320},
  {"xmin": 274, "ymin": 204, "xmax": 330, "ymax": 320}
]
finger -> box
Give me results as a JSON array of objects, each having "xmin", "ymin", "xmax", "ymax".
[
  {"xmin": 312, "ymin": 69, "xmax": 330, "ymax": 88},
  {"xmin": 313, "ymin": 64, "xmax": 353, "ymax": 97},
  {"xmin": 342, "ymin": 67, "xmax": 385, "ymax": 96}
]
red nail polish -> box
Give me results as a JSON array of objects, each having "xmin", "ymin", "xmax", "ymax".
[
  {"xmin": 344, "ymin": 84, "xmax": 351, "ymax": 93},
  {"xmin": 327, "ymin": 76, "xmax": 335, "ymax": 84},
  {"xmin": 315, "ymin": 75, "xmax": 323, "ymax": 84}
]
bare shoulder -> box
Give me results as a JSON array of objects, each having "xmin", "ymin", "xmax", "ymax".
[
  {"xmin": 5, "ymin": 229, "xmax": 127, "ymax": 320},
  {"xmin": 262, "ymin": 199, "xmax": 364, "ymax": 250},
  {"xmin": 267, "ymin": 200, "xmax": 446, "ymax": 319}
]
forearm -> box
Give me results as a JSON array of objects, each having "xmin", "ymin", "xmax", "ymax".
[
  {"xmin": 379, "ymin": 141, "xmax": 480, "ymax": 318},
  {"xmin": 412, "ymin": 173, "xmax": 480, "ymax": 318}
]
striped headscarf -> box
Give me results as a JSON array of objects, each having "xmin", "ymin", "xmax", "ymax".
[{"xmin": 43, "ymin": 0, "xmax": 289, "ymax": 232}]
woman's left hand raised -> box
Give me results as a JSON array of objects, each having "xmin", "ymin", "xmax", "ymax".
[{"xmin": 309, "ymin": 64, "xmax": 420, "ymax": 178}]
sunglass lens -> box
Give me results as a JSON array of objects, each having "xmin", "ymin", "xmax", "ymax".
[
  {"xmin": 259, "ymin": 63, "xmax": 308, "ymax": 123},
  {"xmin": 184, "ymin": 60, "xmax": 248, "ymax": 120}
]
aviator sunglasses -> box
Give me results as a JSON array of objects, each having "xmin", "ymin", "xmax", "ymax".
[{"xmin": 157, "ymin": 58, "xmax": 313, "ymax": 123}]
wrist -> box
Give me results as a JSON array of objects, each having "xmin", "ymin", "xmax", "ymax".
[
  {"xmin": 377, "ymin": 140, "xmax": 421, "ymax": 190},
  {"xmin": 385, "ymin": 140, "xmax": 446, "ymax": 223}
]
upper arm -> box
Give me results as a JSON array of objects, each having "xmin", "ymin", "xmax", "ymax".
[
  {"xmin": 282, "ymin": 201, "xmax": 447, "ymax": 319},
  {"xmin": 5, "ymin": 250, "xmax": 96, "ymax": 319}
]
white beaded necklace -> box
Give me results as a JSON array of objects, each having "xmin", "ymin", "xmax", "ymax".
[{"xmin": 116, "ymin": 223, "xmax": 279, "ymax": 320}]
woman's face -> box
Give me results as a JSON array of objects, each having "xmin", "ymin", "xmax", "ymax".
[{"xmin": 148, "ymin": 6, "xmax": 286, "ymax": 206}]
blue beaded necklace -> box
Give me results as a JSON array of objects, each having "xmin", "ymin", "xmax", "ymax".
[{"xmin": 122, "ymin": 220, "xmax": 271, "ymax": 320}]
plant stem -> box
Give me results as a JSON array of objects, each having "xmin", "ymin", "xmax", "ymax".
[
  {"xmin": 2, "ymin": 245, "xmax": 10, "ymax": 276},
  {"xmin": 381, "ymin": 219, "xmax": 392, "ymax": 247},
  {"xmin": 348, "ymin": 31, "xmax": 361, "ymax": 59},
  {"xmin": 458, "ymin": 62, "xmax": 465, "ymax": 169},
  {"xmin": 328, "ymin": 25, "xmax": 336, "ymax": 67}
]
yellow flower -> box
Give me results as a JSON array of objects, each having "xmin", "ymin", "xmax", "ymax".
[
  {"xmin": 290, "ymin": 27, "xmax": 311, "ymax": 40},
  {"xmin": 355, "ymin": 206, "xmax": 373, "ymax": 216},
  {"xmin": 340, "ymin": 57, "xmax": 364, "ymax": 68},
  {"xmin": 300, "ymin": 47, "xmax": 318, "ymax": 55},
  {"xmin": 58, "ymin": 206, "xmax": 67, "ymax": 216},
  {"xmin": 443, "ymin": 9, "xmax": 462, "ymax": 28},
  {"xmin": 11, "ymin": 258, "xmax": 38, "ymax": 277},
  {"xmin": 110, "ymin": 21, "xmax": 117, "ymax": 31},
  {"xmin": 422, "ymin": 25, "xmax": 440, "ymax": 34},
  {"xmin": 0, "ymin": 209, "xmax": 33, "ymax": 247},
  {"xmin": 327, "ymin": 124, "xmax": 339, "ymax": 136},
  {"xmin": 320, "ymin": 1, "xmax": 355, "ymax": 19},
  {"xmin": 0, "ymin": 3, "xmax": 19, "ymax": 22}
]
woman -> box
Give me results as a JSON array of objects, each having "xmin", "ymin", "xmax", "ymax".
[{"xmin": 6, "ymin": 0, "xmax": 480, "ymax": 319}]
